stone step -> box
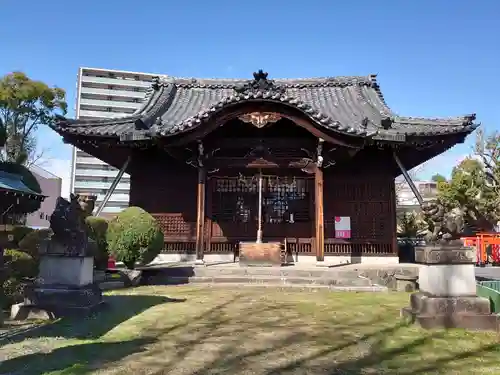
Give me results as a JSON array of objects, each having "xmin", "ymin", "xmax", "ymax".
[
  {"xmin": 153, "ymin": 275, "xmax": 375, "ymax": 287},
  {"xmin": 146, "ymin": 265, "xmax": 362, "ymax": 279},
  {"xmin": 174, "ymin": 282, "xmax": 388, "ymax": 292},
  {"xmin": 99, "ymin": 281, "xmax": 125, "ymax": 291}
]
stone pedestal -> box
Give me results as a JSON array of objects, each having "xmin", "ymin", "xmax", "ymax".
[
  {"xmin": 39, "ymin": 256, "xmax": 94, "ymax": 286},
  {"xmin": 239, "ymin": 242, "xmax": 282, "ymax": 267},
  {"xmin": 11, "ymin": 254, "xmax": 103, "ymax": 320},
  {"xmin": 402, "ymin": 245, "xmax": 499, "ymax": 331}
]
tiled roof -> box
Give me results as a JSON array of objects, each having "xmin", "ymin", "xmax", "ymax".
[
  {"xmin": 0, "ymin": 171, "xmax": 45, "ymax": 197},
  {"xmin": 52, "ymin": 71, "xmax": 478, "ymax": 142}
]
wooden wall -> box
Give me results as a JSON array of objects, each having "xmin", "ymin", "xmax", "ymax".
[
  {"xmin": 323, "ymin": 148, "xmax": 396, "ymax": 256},
  {"xmin": 129, "ymin": 149, "xmax": 198, "ymax": 253},
  {"xmin": 129, "ymin": 147, "xmax": 396, "ymax": 257}
]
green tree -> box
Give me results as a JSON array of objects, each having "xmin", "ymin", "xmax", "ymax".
[
  {"xmin": 0, "ymin": 72, "xmax": 67, "ymax": 165},
  {"xmin": 437, "ymin": 156, "xmax": 498, "ymax": 228},
  {"xmin": 431, "ymin": 174, "xmax": 446, "ymax": 183},
  {"xmin": 475, "ymin": 128, "xmax": 500, "ymax": 194}
]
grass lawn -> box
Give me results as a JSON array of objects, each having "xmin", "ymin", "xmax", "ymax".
[{"xmin": 0, "ymin": 286, "xmax": 499, "ymax": 375}]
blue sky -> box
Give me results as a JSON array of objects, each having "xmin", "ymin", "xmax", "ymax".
[{"xmin": 1, "ymin": 0, "xmax": 499, "ymax": 194}]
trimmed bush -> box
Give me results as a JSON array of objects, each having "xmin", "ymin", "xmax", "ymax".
[
  {"xmin": 106, "ymin": 207, "xmax": 164, "ymax": 269},
  {"xmin": 3, "ymin": 249, "xmax": 38, "ymax": 279},
  {"xmin": 86, "ymin": 216, "xmax": 109, "ymax": 270},
  {"xmin": 18, "ymin": 228, "xmax": 52, "ymax": 259}
]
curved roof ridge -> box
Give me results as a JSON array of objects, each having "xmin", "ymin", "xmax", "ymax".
[
  {"xmin": 152, "ymin": 73, "xmax": 378, "ymax": 89},
  {"xmin": 394, "ymin": 114, "xmax": 477, "ymax": 126}
]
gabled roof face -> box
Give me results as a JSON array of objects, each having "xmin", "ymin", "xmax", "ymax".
[{"xmin": 52, "ymin": 70, "xmax": 478, "ymax": 142}]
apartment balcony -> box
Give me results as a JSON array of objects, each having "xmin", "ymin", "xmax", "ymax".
[
  {"xmin": 80, "ymin": 86, "xmax": 146, "ymax": 99},
  {"xmin": 81, "ymin": 75, "xmax": 152, "ymax": 88},
  {"xmin": 80, "ymin": 98, "xmax": 142, "ymax": 111}
]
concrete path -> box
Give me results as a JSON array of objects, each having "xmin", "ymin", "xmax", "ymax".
[{"xmin": 476, "ymin": 266, "xmax": 500, "ymax": 280}]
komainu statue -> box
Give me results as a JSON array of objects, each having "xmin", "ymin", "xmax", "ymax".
[
  {"xmin": 422, "ymin": 200, "xmax": 466, "ymax": 243},
  {"xmin": 48, "ymin": 193, "xmax": 97, "ymax": 256},
  {"xmin": 421, "ymin": 199, "xmax": 467, "ymax": 245}
]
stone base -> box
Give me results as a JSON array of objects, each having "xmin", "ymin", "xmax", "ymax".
[
  {"xmin": 239, "ymin": 242, "xmax": 282, "ymax": 267},
  {"xmin": 10, "ymin": 303, "xmax": 56, "ymax": 321},
  {"xmin": 402, "ymin": 292, "xmax": 499, "ymax": 331},
  {"xmin": 39, "ymin": 255, "xmax": 94, "ymax": 286},
  {"xmin": 20, "ymin": 283, "xmax": 104, "ymax": 318}
]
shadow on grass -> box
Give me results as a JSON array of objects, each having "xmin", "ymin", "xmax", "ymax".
[
  {"xmin": 0, "ymin": 337, "xmax": 154, "ymax": 375},
  {"xmin": 2, "ymin": 288, "xmax": 500, "ymax": 375},
  {"xmin": 141, "ymin": 294, "xmax": 500, "ymax": 375},
  {"xmin": 0, "ymin": 294, "xmax": 185, "ymax": 344}
]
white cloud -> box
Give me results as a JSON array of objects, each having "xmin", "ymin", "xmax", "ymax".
[{"xmin": 37, "ymin": 158, "xmax": 71, "ymax": 199}]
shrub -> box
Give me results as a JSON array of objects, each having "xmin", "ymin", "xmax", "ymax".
[
  {"xmin": 12, "ymin": 226, "xmax": 34, "ymax": 245},
  {"xmin": 18, "ymin": 228, "xmax": 52, "ymax": 259},
  {"xmin": 86, "ymin": 216, "xmax": 109, "ymax": 270},
  {"xmin": 2, "ymin": 277, "xmax": 26, "ymax": 308},
  {"xmin": 3, "ymin": 249, "xmax": 38, "ymax": 279},
  {"xmin": 106, "ymin": 207, "xmax": 164, "ymax": 269}
]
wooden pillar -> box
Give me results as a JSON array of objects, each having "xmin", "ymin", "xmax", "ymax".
[
  {"xmin": 315, "ymin": 166, "xmax": 325, "ymax": 262},
  {"xmin": 204, "ymin": 177, "xmax": 213, "ymax": 254},
  {"xmin": 389, "ymin": 178, "xmax": 398, "ymax": 255},
  {"xmin": 195, "ymin": 167, "xmax": 206, "ymax": 261}
]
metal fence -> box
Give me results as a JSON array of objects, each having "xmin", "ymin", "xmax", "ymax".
[{"xmin": 477, "ymin": 280, "xmax": 500, "ymax": 313}]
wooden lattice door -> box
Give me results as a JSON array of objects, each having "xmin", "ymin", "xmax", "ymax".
[{"xmin": 261, "ymin": 175, "xmax": 313, "ymax": 242}]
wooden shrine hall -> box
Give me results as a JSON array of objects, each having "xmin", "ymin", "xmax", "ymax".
[{"xmin": 52, "ymin": 70, "xmax": 477, "ymax": 265}]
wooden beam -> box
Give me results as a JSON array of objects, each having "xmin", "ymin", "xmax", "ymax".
[
  {"xmin": 315, "ymin": 166, "xmax": 325, "ymax": 262},
  {"xmin": 206, "ymin": 137, "xmax": 316, "ymax": 150},
  {"xmin": 195, "ymin": 167, "xmax": 207, "ymax": 261},
  {"xmin": 204, "ymin": 156, "xmax": 313, "ymax": 169}
]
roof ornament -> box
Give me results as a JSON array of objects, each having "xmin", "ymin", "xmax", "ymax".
[
  {"xmin": 239, "ymin": 112, "xmax": 282, "ymax": 128},
  {"xmin": 151, "ymin": 76, "xmax": 162, "ymax": 90},
  {"xmin": 381, "ymin": 116, "xmax": 394, "ymax": 130},
  {"xmin": 235, "ymin": 69, "xmax": 286, "ymax": 95},
  {"xmin": 316, "ymin": 138, "xmax": 324, "ymax": 168}
]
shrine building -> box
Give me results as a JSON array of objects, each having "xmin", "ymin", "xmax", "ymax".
[{"xmin": 51, "ymin": 71, "xmax": 477, "ymax": 265}]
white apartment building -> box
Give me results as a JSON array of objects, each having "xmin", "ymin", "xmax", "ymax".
[
  {"xmin": 396, "ymin": 179, "xmax": 439, "ymax": 210},
  {"xmin": 71, "ymin": 67, "xmax": 163, "ymax": 214}
]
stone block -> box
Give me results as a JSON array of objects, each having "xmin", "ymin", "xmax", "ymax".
[
  {"xmin": 410, "ymin": 292, "xmax": 491, "ymax": 315},
  {"xmin": 415, "ymin": 245, "xmax": 475, "ymax": 265},
  {"xmin": 23, "ymin": 283, "xmax": 103, "ymax": 318},
  {"xmin": 93, "ymin": 270, "xmax": 106, "ymax": 283},
  {"xmin": 395, "ymin": 274, "xmax": 418, "ymax": 292},
  {"xmin": 10, "ymin": 303, "xmax": 55, "ymax": 321},
  {"xmin": 419, "ymin": 264, "xmax": 476, "ymax": 297},
  {"xmin": 402, "ymin": 292, "xmax": 498, "ymax": 331},
  {"xmin": 99, "ymin": 281, "xmax": 125, "ymax": 291},
  {"xmin": 118, "ymin": 269, "xmax": 143, "ymax": 287},
  {"xmin": 239, "ymin": 242, "xmax": 282, "ymax": 266},
  {"xmin": 38, "ymin": 256, "xmax": 94, "ymax": 287}
]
